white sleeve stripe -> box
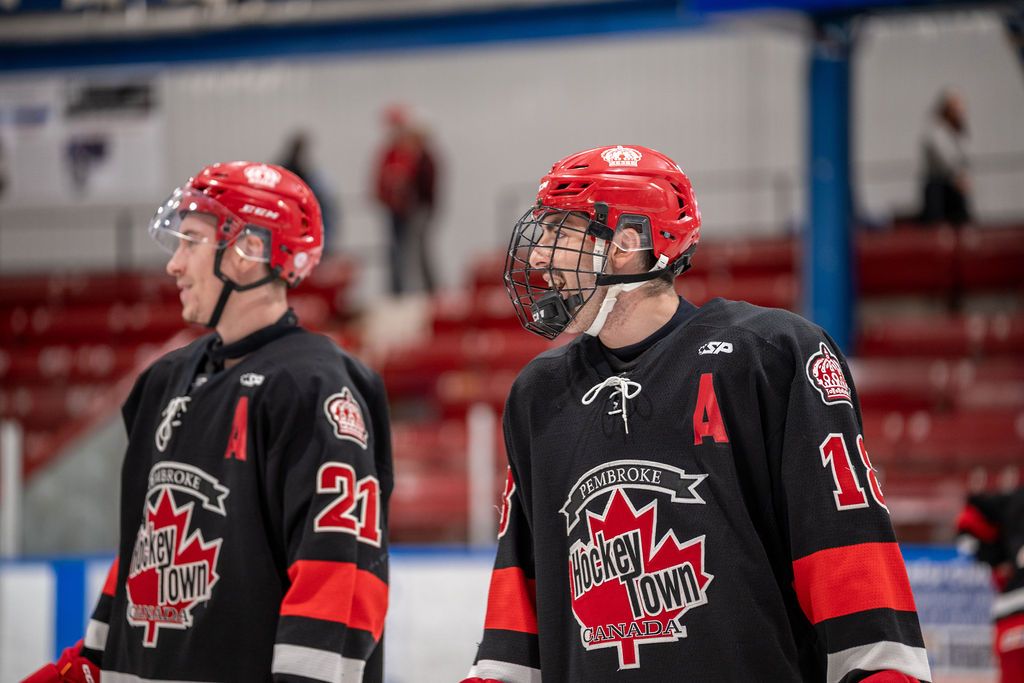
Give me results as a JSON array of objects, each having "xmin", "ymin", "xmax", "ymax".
[
  {"xmin": 994, "ymin": 587, "xmax": 1024, "ymax": 619},
  {"xmin": 84, "ymin": 618, "xmax": 108, "ymax": 651},
  {"xmin": 467, "ymin": 659, "xmax": 542, "ymax": 683},
  {"xmin": 272, "ymin": 643, "xmax": 365, "ymax": 683},
  {"xmin": 826, "ymin": 641, "xmax": 931, "ymax": 683},
  {"xmin": 102, "ymin": 672, "xmax": 206, "ymax": 683}
]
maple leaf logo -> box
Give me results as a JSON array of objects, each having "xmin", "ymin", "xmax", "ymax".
[
  {"xmin": 568, "ymin": 489, "xmax": 713, "ymax": 669},
  {"xmin": 126, "ymin": 488, "xmax": 222, "ymax": 647}
]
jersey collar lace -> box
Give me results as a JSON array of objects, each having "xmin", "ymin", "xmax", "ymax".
[{"xmin": 581, "ymin": 375, "xmax": 643, "ymax": 434}]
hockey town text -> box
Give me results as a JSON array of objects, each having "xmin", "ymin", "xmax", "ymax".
[{"xmin": 130, "ymin": 521, "xmax": 212, "ymax": 609}]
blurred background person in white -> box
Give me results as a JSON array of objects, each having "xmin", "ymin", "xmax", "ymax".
[{"xmin": 920, "ymin": 89, "xmax": 973, "ymax": 228}]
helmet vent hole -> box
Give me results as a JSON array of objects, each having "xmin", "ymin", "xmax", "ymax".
[
  {"xmin": 569, "ymin": 164, "xmax": 589, "ymax": 170},
  {"xmin": 549, "ymin": 181, "xmax": 588, "ymax": 197}
]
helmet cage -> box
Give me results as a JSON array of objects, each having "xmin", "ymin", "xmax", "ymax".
[{"xmin": 504, "ymin": 206, "xmax": 612, "ymax": 340}]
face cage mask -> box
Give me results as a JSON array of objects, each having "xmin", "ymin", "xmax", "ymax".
[
  {"xmin": 504, "ymin": 207, "xmax": 611, "ymax": 340},
  {"xmin": 150, "ymin": 187, "xmax": 278, "ymax": 327},
  {"xmin": 504, "ymin": 203, "xmax": 696, "ymax": 339}
]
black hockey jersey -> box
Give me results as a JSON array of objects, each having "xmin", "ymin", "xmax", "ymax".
[
  {"xmin": 957, "ymin": 487, "xmax": 1024, "ymax": 628},
  {"xmin": 81, "ymin": 316, "xmax": 393, "ymax": 682},
  {"xmin": 469, "ymin": 298, "xmax": 930, "ymax": 682}
]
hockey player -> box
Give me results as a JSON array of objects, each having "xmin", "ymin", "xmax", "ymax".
[
  {"xmin": 464, "ymin": 146, "xmax": 930, "ymax": 682},
  {"xmin": 956, "ymin": 486, "xmax": 1024, "ymax": 683},
  {"xmin": 26, "ymin": 162, "xmax": 392, "ymax": 683}
]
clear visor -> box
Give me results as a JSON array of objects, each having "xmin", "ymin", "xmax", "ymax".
[{"xmin": 149, "ymin": 188, "xmax": 270, "ymax": 263}]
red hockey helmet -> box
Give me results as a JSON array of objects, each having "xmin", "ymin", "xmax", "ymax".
[
  {"xmin": 536, "ymin": 145, "xmax": 700, "ymax": 270},
  {"xmin": 150, "ymin": 161, "xmax": 323, "ymax": 287},
  {"xmin": 505, "ymin": 145, "xmax": 701, "ymax": 339}
]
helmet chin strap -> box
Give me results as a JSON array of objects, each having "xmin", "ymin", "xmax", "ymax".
[
  {"xmin": 205, "ymin": 279, "xmax": 236, "ymax": 328},
  {"xmin": 204, "ymin": 248, "xmax": 280, "ymax": 328},
  {"xmin": 584, "ymin": 246, "xmax": 670, "ymax": 337}
]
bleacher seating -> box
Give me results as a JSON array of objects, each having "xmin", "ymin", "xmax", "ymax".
[
  {"xmin": 5, "ymin": 224, "xmax": 1023, "ymax": 543},
  {"xmin": 383, "ymin": 225, "xmax": 1024, "ymax": 542},
  {"xmin": 0, "ymin": 259, "xmax": 354, "ymax": 477}
]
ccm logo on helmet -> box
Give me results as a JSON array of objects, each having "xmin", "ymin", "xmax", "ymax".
[
  {"xmin": 698, "ymin": 341, "xmax": 733, "ymax": 355},
  {"xmin": 240, "ymin": 204, "xmax": 280, "ymax": 220}
]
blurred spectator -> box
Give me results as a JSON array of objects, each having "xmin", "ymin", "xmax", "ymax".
[
  {"xmin": 373, "ymin": 104, "xmax": 439, "ymax": 295},
  {"xmin": 0, "ymin": 137, "xmax": 6, "ymax": 198},
  {"xmin": 956, "ymin": 484, "xmax": 1024, "ymax": 683},
  {"xmin": 919, "ymin": 89, "xmax": 973, "ymax": 227},
  {"xmin": 278, "ymin": 130, "xmax": 339, "ymax": 253}
]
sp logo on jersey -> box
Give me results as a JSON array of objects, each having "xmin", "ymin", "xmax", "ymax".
[
  {"xmin": 324, "ymin": 387, "xmax": 368, "ymax": 449},
  {"xmin": 697, "ymin": 341, "xmax": 733, "ymax": 355},
  {"xmin": 563, "ymin": 461, "xmax": 712, "ymax": 670},
  {"xmin": 126, "ymin": 462, "xmax": 228, "ymax": 647},
  {"xmin": 806, "ymin": 342, "xmax": 852, "ymax": 406}
]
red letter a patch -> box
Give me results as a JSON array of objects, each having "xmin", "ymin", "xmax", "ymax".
[
  {"xmin": 224, "ymin": 396, "xmax": 249, "ymax": 461},
  {"xmin": 693, "ymin": 373, "xmax": 729, "ymax": 445}
]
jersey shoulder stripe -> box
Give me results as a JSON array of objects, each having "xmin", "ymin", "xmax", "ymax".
[
  {"xmin": 282, "ymin": 560, "xmax": 388, "ymax": 639},
  {"xmin": 483, "ymin": 567, "xmax": 538, "ymax": 635},
  {"xmin": 793, "ymin": 542, "xmax": 917, "ymax": 624}
]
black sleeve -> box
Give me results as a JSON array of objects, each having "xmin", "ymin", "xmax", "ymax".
[
  {"xmin": 265, "ymin": 363, "xmax": 392, "ymax": 683},
  {"xmin": 82, "ymin": 364, "xmax": 157, "ymax": 667},
  {"xmin": 465, "ymin": 405, "xmax": 541, "ymax": 683},
  {"xmin": 956, "ymin": 492, "xmax": 1011, "ymax": 567},
  {"xmin": 773, "ymin": 325, "xmax": 931, "ymax": 683}
]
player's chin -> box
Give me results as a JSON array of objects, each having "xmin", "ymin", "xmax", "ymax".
[{"xmin": 180, "ymin": 305, "xmax": 203, "ymax": 326}]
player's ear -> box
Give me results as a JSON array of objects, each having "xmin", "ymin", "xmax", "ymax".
[
  {"xmin": 609, "ymin": 227, "xmax": 645, "ymax": 273},
  {"xmin": 228, "ymin": 232, "xmax": 272, "ymax": 282}
]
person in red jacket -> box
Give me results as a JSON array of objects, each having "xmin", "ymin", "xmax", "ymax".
[
  {"xmin": 464, "ymin": 145, "xmax": 931, "ymax": 682},
  {"xmin": 373, "ymin": 103, "xmax": 439, "ymax": 296}
]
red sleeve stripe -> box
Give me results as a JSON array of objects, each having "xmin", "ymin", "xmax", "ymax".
[
  {"xmin": 955, "ymin": 504, "xmax": 1000, "ymax": 543},
  {"xmin": 102, "ymin": 558, "xmax": 120, "ymax": 597},
  {"xmin": 281, "ymin": 560, "xmax": 388, "ymax": 639},
  {"xmin": 483, "ymin": 567, "xmax": 537, "ymax": 635},
  {"xmin": 792, "ymin": 542, "xmax": 918, "ymax": 624}
]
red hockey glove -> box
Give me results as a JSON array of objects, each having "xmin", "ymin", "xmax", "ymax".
[{"xmin": 22, "ymin": 640, "xmax": 99, "ymax": 683}]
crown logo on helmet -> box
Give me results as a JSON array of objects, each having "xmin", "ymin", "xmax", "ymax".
[
  {"xmin": 600, "ymin": 146, "xmax": 643, "ymax": 168},
  {"xmin": 243, "ymin": 164, "xmax": 282, "ymax": 189},
  {"xmin": 806, "ymin": 342, "xmax": 852, "ymax": 405}
]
